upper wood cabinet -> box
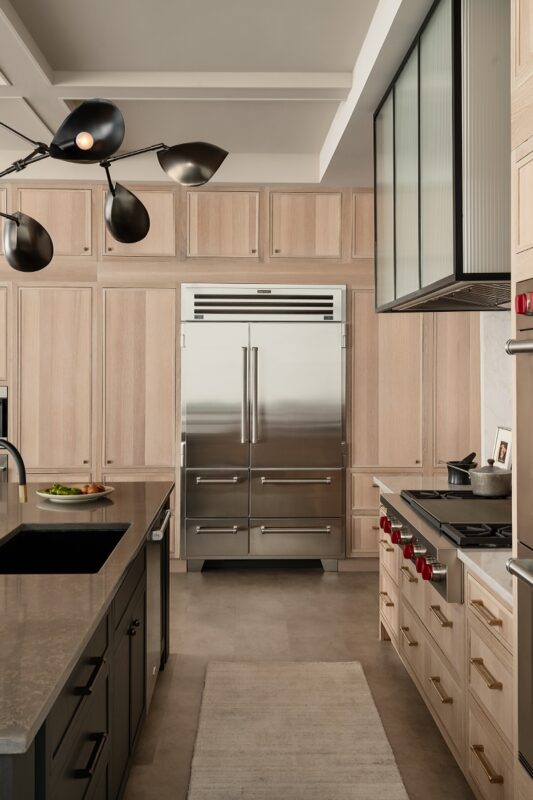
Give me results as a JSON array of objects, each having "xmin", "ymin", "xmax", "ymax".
[
  {"xmin": 18, "ymin": 188, "xmax": 92, "ymax": 256},
  {"xmin": 433, "ymin": 312, "xmax": 480, "ymax": 467},
  {"xmin": 351, "ymin": 290, "xmax": 423, "ymax": 468},
  {"xmin": 0, "ymin": 187, "xmax": 6, "ymax": 256},
  {"xmin": 103, "ymin": 288, "xmax": 176, "ymax": 468},
  {"xmin": 514, "ymin": 143, "xmax": 533, "ymax": 253},
  {"xmin": 103, "ymin": 190, "xmax": 175, "ymax": 257},
  {"xmin": 512, "ymin": 0, "xmax": 533, "ymax": 148},
  {"xmin": 270, "ymin": 192, "xmax": 342, "ymax": 258},
  {"xmin": 0, "ymin": 287, "xmax": 8, "ymax": 382},
  {"xmin": 18, "ymin": 287, "xmax": 93, "ymax": 469},
  {"xmin": 187, "ymin": 190, "xmax": 259, "ymax": 258},
  {"xmin": 352, "ymin": 192, "xmax": 374, "ymax": 259}
]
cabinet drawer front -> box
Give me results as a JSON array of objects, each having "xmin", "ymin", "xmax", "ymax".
[
  {"xmin": 400, "ymin": 602, "xmax": 426, "ymax": 683},
  {"xmin": 399, "ymin": 558, "xmax": 426, "ymax": 620},
  {"xmin": 186, "ymin": 518, "xmax": 249, "ymax": 557},
  {"xmin": 47, "ymin": 615, "xmax": 108, "ymax": 760},
  {"xmin": 113, "ymin": 548, "xmax": 145, "ymax": 633},
  {"xmin": 249, "ymin": 518, "xmax": 343, "ymax": 557},
  {"xmin": 251, "ymin": 469, "xmax": 343, "ymax": 517},
  {"xmin": 379, "ymin": 567, "xmax": 399, "ymax": 637},
  {"xmin": 424, "ymin": 585, "xmax": 465, "ymax": 678},
  {"xmin": 351, "ymin": 473, "xmax": 379, "ymax": 511},
  {"xmin": 468, "ymin": 625, "xmax": 513, "ymax": 746},
  {"xmin": 51, "ymin": 667, "xmax": 109, "ymax": 800},
  {"xmin": 467, "ymin": 573, "xmax": 513, "ymax": 652},
  {"xmin": 468, "ymin": 702, "xmax": 513, "ymax": 800},
  {"xmin": 186, "ymin": 470, "xmax": 249, "ymax": 517},
  {"xmin": 425, "ymin": 642, "xmax": 464, "ymax": 753},
  {"xmin": 379, "ymin": 530, "xmax": 400, "ymax": 579}
]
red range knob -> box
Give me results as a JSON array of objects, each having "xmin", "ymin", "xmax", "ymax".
[
  {"xmin": 403, "ymin": 544, "xmax": 414, "ymax": 559},
  {"xmin": 379, "ymin": 515, "xmax": 387, "ymax": 529},
  {"xmin": 515, "ymin": 293, "xmax": 528, "ymax": 315},
  {"xmin": 383, "ymin": 518, "xmax": 392, "ymax": 534},
  {"xmin": 422, "ymin": 563, "xmax": 433, "ymax": 581},
  {"xmin": 415, "ymin": 556, "xmax": 427, "ymax": 573},
  {"xmin": 391, "ymin": 530, "xmax": 401, "ymax": 544}
]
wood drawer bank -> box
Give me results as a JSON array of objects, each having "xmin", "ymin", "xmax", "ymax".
[{"xmin": 378, "ymin": 503, "xmax": 514, "ymax": 800}]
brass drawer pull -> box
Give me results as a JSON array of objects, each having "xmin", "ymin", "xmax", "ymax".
[
  {"xmin": 470, "ymin": 658, "xmax": 502, "ymax": 690},
  {"xmin": 400, "ymin": 626, "xmax": 418, "ymax": 647},
  {"xmin": 470, "ymin": 599, "xmax": 502, "ymax": 627},
  {"xmin": 401, "ymin": 565, "xmax": 418, "ymax": 583},
  {"xmin": 380, "ymin": 539, "xmax": 394, "ymax": 552},
  {"xmin": 430, "ymin": 605, "xmax": 453, "ymax": 628},
  {"xmin": 379, "ymin": 591, "xmax": 394, "ymax": 607},
  {"xmin": 470, "ymin": 745, "xmax": 504, "ymax": 784},
  {"xmin": 429, "ymin": 676, "xmax": 453, "ymax": 704}
]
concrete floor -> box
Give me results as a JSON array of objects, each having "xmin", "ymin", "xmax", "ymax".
[{"xmin": 124, "ymin": 563, "xmax": 474, "ymax": 800}]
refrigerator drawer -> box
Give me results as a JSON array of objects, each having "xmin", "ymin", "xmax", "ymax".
[
  {"xmin": 186, "ymin": 470, "xmax": 249, "ymax": 517},
  {"xmin": 250, "ymin": 469, "xmax": 343, "ymax": 517},
  {"xmin": 250, "ymin": 518, "xmax": 343, "ymax": 557},
  {"xmin": 186, "ymin": 518, "xmax": 249, "ymax": 557}
]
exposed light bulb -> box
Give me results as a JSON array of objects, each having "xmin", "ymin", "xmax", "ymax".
[{"xmin": 75, "ymin": 131, "xmax": 94, "ymax": 151}]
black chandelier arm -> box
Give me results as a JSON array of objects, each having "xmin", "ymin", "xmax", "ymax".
[
  {"xmin": 100, "ymin": 142, "xmax": 166, "ymax": 167},
  {"xmin": 0, "ymin": 210, "xmax": 19, "ymax": 225},
  {"xmin": 0, "ymin": 149, "xmax": 50, "ymax": 179},
  {"xmin": 102, "ymin": 163, "xmax": 116, "ymax": 196},
  {"xmin": 0, "ymin": 120, "xmax": 48, "ymax": 149}
]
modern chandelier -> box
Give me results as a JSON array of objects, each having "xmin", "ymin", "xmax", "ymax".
[{"xmin": 0, "ymin": 99, "xmax": 228, "ymax": 270}]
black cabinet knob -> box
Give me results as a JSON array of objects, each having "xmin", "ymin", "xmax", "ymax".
[
  {"xmin": 128, "ymin": 626, "xmax": 137, "ymax": 636},
  {"xmin": 132, "ymin": 618, "xmax": 141, "ymax": 627}
]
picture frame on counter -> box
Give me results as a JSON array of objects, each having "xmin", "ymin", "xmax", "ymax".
[{"xmin": 493, "ymin": 426, "xmax": 512, "ymax": 469}]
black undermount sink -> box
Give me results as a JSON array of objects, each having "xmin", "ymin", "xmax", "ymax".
[{"xmin": 0, "ymin": 523, "xmax": 129, "ymax": 574}]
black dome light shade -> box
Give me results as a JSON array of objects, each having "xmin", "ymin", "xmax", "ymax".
[
  {"xmin": 105, "ymin": 183, "xmax": 150, "ymax": 244},
  {"xmin": 2, "ymin": 212, "xmax": 53, "ymax": 271},
  {"xmin": 157, "ymin": 141, "xmax": 228, "ymax": 186},
  {"xmin": 49, "ymin": 99, "xmax": 125, "ymax": 164}
]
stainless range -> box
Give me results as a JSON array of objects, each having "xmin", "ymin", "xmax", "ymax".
[{"xmin": 379, "ymin": 490, "xmax": 511, "ymax": 604}]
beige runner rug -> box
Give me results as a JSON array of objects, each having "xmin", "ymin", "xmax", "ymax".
[{"xmin": 187, "ymin": 661, "xmax": 409, "ymax": 800}]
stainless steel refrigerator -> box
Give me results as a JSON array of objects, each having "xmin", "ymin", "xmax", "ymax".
[{"xmin": 180, "ymin": 284, "xmax": 346, "ymax": 571}]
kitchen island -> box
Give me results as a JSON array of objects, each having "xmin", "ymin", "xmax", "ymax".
[{"xmin": 0, "ymin": 480, "xmax": 174, "ymax": 799}]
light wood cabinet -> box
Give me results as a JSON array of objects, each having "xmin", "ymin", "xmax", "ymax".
[
  {"xmin": 350, "ymin": 516, "xmax": 380, "ymax": 556},
  {"xmin": 187, "ymin": 191, "xmax": 259, "ymax": 257},
  {"xmin": 352, "ymin": 192, "xmax": 374, "ymax": 259},
  {"xmin": 103, "ymin": 288, "xmax": 176, "ymax": 469},
  {"xmin": 433, "ymin": 312, "xmax": 480, "ymax": 468},
  {"xmin": 512, "ymin": 0, "xmax": 533, "ymax": 148},
  {"xmin": 17, "ymin": 188, "xmax": 92, "ymax": 256},
  {"xmin": 514, "ymin": 143, "xmax": 533, "ymax": 253},
  {"xmin": 0, "ymin": 187, "xmax": 6, "ymax": 256},
  {"xmin": 351, "ymin": 291, "xmax": 423, "ymax": 468},
  {"xmin": 270, "ymin": 192, "xmax": 342, "ymax": 258},
  {"xmin": 18, "ymin": 287, "xmax": 93, "ymax": 469},
  {"xmin": 103, "ymin": 190, "xmax": 175, "ymax": 257},
  {"xmin": 0, "ymin": 286, "xmax": 7, "ymax": 381}
]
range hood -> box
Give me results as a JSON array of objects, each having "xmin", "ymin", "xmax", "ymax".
[{"xmin": 373, "ymin": 0, "xmax": 510, "ymax": 313}]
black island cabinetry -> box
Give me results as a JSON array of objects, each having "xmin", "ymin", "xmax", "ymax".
[{"xmin": 0, "ymin": 495, "xmax": 171, "ymax": 800}]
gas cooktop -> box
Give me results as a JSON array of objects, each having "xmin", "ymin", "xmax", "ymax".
[{"xmin": 400, "ymin": 489, "xmax": 512, "ymax": 548}]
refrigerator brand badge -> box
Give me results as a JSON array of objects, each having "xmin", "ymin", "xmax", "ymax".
[{"xmin": 194, "ymin": 314, "xmax": 204, "ymax": 319}]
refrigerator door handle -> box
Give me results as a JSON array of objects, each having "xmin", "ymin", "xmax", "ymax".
[
  {"xmin": 260, "ymin": 477, "xmax": 332, "ymax": 485},
  {"xmin": 241, "ymin": 346, "xmax": 249, "ymax": 444},
  {"xmin": 260, "ymin": 525, "xmax": 332, "ymax": 534},
  {"xmin": 507, "ymin": 558, "xmax": 533, "ymax": 587},
  {"xmin": 251, "ymin": 346, "xmax": 258, "ymax": 444}
]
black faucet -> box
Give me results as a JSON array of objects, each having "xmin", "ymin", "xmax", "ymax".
[{"xmin": 0, "ymin": 439, "xmax": 27, "ymax": 502}]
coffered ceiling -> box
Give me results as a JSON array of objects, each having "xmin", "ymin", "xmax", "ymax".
[{"xmin": 0, "ymin": 0, "xmax": 433, "ymax": 185}]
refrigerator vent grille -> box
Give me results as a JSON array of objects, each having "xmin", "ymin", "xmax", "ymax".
[{"xmin": 182, "ymin": 285, "xmax": 345, "ymax": 321}]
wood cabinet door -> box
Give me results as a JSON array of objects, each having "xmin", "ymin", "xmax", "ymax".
[
  {"xmin": 351, "ymin": 291, "xmax": 423, "ymax": 467},
  {"xmin": 129, "ymin": 587, "xmax": 146, "ymax": 746},
  {"xmin": 270, "ymin": 192, "xmax": 342, "ymax": 258},
  {"xmin": 111, "ymin": 627, "xmax": 130, "ymax": 800},
  {"xmin": 18, "ymin": 188, "xmax": 92, "ymax": 256},
  {"xmin": 433, "ymin": 312, "xmax": 480, "ymax": 468},
  {"xmin": 0, "ymin": 286, "xmax": 7, "ymax": 381},
  {"xmin": 512, "ymin": 0, "xmax": 533, "ymax": 148},
  {"xmin": 104, "ymin": 288, "xmax": 176, "ymax": 468},
  {"xmin": 19, "ymin": 287, "xmax": 92, "ymax": 469},
  {"xmin": 352, "ymin": 192, "xmax": 374, "ymax": 258},
  {"xmin": 103, "ymin": 190, "xmax": 175, "ymax": 257},
  {"xmin": 187, "ymin": 190, "xmax": 259, "ymax": 257}
]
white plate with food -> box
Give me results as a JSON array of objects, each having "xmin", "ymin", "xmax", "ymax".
[{"xmin": 36, "ymin": 483, "xmax": 115, "ymax": 503}]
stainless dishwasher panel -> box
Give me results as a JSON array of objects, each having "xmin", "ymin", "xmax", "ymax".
[
  {"xmin": 250, "ymin": 469, "xmax": 343, "ymax": 517},
  {"xmin": 250, "ymin": 518, "xmax": 343, "ymax": 557},
  {"xmin": 186, "ymin": 469, "xmax": 249, "ymax": 517},
  {"xmin": 249, "ymin": 323, "xmax": 344, "ymax": 468},
  {"xmin": 186, "ymin": 518, "xmax": 249, "ymax": 557}
]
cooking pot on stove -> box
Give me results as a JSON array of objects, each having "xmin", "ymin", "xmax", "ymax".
[
  {"xmin": 462, "ymin": 459, "xmax": 512, "ymax": 498},
  {"xmin": 446, "ymin": 452, "xmax": 477, "ymax": 485}
]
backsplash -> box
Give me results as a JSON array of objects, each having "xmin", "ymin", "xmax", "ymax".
[{"xmin": 480, "ymin": 311, "xmax": 512, "ymax": 464}]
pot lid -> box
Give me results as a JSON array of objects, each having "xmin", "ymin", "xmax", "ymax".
[{"xmin": 471, "ymin": 458, "xmax": 511, "ymax": 476}]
